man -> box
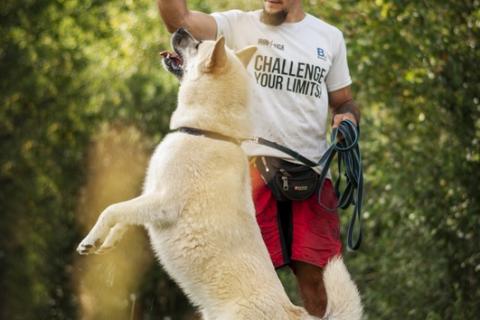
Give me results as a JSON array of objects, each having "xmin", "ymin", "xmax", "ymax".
[{"xmin": 157, "ymin": 0, "xmax": 360, "ymax": 317}]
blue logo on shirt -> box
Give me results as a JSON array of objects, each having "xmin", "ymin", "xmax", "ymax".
[{"xmin": 317, "ymin": 48, "xmax": 326, "ymax": 60}]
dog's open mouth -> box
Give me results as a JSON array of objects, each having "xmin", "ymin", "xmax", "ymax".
[
  {"xmin": 161, "ymin": 28, "xmax": 200, "ymax": 80},
  {"xmin": 160, "ymin": 49, "xmax": 184, "ymax": 78}
]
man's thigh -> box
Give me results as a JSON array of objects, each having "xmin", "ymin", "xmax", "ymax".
[{"xmin": 291, "ymin": 179, "xmax": 342, "ymax": 268}]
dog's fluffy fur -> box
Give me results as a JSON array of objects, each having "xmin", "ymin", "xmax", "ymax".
[{"xmin": 78, "ymin": 29, "xmax": 362, "ymax": 320}]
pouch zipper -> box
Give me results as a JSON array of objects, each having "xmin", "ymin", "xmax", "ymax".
[{"xmin": 281, "ymin": 176, "xmax": 289, "ymax": 191}]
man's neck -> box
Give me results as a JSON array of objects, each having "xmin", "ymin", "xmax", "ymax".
[{"xmin": 284, "ymin": 4, "xmax": 305, "ymax": 23}]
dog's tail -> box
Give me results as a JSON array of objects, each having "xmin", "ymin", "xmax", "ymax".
[{"xmin": 322, "ymin": 256, "xmax": 363, "ymax": 320}]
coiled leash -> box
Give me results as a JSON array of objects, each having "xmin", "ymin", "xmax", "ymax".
[{"xmin": 252, "ymin": 120, "xmax": 364, "ymax": 251}]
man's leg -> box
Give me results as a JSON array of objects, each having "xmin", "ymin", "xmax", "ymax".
[
  {"xmin": 250, "ymin": 161, "xmax": 337, "ymax": 318},
  {"xmin": 292, "ymin": 261, "xmax": 328, "ymax": 318},
  {"xmin": 289, "ymin": 179, "xmax": 343, "ymax": 317}
]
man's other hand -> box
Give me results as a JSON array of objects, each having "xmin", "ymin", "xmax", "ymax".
[{"xmin": 332, "ymin": 112, "xmax": 357, "ymax": 128}]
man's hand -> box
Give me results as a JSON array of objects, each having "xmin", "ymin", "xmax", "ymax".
[
  {"xmin": 328, "ymin": 86, "xmax": 360, "ymax": 128},
  {"xmin": 329, "ymin": 86, "xmax": 360, "ymax": 142},
  {"xmin": 332, "ymin": 111, "xmax": 357, "ymax": 128}
]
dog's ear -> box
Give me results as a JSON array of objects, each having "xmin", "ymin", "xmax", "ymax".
[
  {"xmin": 235, "ymin": 46, "xmax": 257, "ymax": 68},
  {"xmin": 205, "ymin": 36, "xmax": 227, "ymax": 72}
]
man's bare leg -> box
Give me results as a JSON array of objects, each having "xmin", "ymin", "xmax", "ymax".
[{"xmin": 292, "ymin": 260, "xmax": 328, "ymax": 318}]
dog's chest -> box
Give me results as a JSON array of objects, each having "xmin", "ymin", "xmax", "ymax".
[
  {"xmin": 145, "ymin": 213, "xmax": 236, "ymax": 302},
  {"xmin": 143, "ymin": 133, "xmax": 257, "ymax": 290}
]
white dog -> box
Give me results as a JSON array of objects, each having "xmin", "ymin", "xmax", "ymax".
[{"xmin": 77, "ymin": 28, "xmax": 362, "ymax": 320}]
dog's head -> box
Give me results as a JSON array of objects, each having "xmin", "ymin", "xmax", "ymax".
[{"xmin": 162, "ymin": 28, "xmax": 257, "ymax": 139}]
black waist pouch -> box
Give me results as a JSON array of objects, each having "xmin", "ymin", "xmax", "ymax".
[{"xmin": 255, "ymin": 156, "xmax": 320, "ymax": 201}]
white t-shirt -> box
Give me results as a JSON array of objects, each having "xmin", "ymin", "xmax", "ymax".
[{"xmin": 212, "ymin": 10, "xmax": 352, "ymax": 163}]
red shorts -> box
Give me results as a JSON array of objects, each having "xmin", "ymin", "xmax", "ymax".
[{"xmin": 250, "ymin": 164, "xmax": 342, "ymax": 269}]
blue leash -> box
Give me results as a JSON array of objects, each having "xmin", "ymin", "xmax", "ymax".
[
  {"xmin": 254, "ymin": 120, "xmax": 364, "ymax": 251},
  {"xmin": 317, "ymin": 120, "xmax": 363, "ymax": 251}
]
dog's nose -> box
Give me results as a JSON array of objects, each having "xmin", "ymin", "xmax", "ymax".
[{"xmin": 175, "ymin": 27, "xmax": 187, "ymax": 35}]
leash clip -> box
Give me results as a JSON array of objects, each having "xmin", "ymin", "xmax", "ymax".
[{"xmin": 244, "ymin": 136, "xmax": 259, "ymax": 144}]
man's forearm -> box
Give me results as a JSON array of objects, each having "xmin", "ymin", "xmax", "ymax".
[
  {"xmin": 332, "ymin": 99, "xmax": 361, "ymax": 124},
  {"xmin": 157, "ymin": 0, "xmax": 217, "ymax": 39},
  {"xmin": 157, "ymin": 0, "xmax": 189, "ymax": 33}
]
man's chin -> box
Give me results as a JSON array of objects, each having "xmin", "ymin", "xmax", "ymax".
[{"xmin": 260, "ymin": 7, "xmax": 288, "ymax": 26}]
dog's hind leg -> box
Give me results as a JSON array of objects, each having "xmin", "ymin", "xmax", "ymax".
[{"xmin": 77, "ymin": 193, "xmax": 178, "ymax": 255}]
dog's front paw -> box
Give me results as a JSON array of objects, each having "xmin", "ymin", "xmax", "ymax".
[{"xmin": 77, "ymin": 237, "xmax": 102, "ymax": 255}]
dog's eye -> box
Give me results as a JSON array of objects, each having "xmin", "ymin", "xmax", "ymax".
[{"xmin": 195, "ymin": 41, "xmax": 202, "ymax": 50}]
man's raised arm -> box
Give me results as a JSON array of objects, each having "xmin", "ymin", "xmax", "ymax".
[{"xmin": 157, "ymin": 0, "xmax": 217, "ymax": 40}]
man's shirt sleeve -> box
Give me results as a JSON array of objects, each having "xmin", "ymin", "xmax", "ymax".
[
  {"xmin": 211, "ymin": 10, "xmax": 243, "ymax": 50},
  {"xmin": 326, "ymin": 32, "xmax": 352, "ymax": 92}
]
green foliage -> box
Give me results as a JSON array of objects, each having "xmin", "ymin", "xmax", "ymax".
[
  {"xmin": 309, "ymin": 1, "xmax": 480, "ymax": 318},
  {"xmin": 0, "ymin": 0, "xmax": 176, "ymax": 318},
  {"xmin": 1, "ymin": 0, "xmax": 479, "ymax": 319}
]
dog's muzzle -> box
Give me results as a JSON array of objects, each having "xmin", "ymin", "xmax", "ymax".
[
  {"xmin": 160, "ymin": 50, "xmax": 184, "ymax": 78},
  {"xmin": 160, "ymin": 28, "xmax": 197, "ymax": 79}
]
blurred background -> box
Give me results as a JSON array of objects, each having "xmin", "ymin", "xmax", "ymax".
[{"xmin": 1, "ymin": 0, "xmax": 479, "ymax": 319}]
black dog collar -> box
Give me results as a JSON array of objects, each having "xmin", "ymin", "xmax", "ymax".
[{"xmin": 173, "ymin": 127, "xmax": 242, "ymax": 146}]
